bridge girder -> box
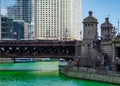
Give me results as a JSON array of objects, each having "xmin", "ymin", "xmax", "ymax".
[{"xmin": 0, "ymin": 40, "xmax": 76, "ymax": 58}]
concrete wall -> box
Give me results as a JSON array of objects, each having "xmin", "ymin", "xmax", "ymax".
[
  {"xmin": 75, "ymin": 41, "xmax": 81, "ymax": 58},
  {"xmin": 59, "ymin": 66, "xmax": 120, "ymax": 84},
  {"xmin": 101, "ymin": 42, "xmax": 112, "ymax": 57}
]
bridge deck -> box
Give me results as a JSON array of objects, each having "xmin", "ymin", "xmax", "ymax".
[{"xmin": 0, "ymin": 40, "xmax": 76, "ymax": 59}]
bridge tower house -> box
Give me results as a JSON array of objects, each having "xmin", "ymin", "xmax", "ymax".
[
  {"xmin": 100, "ymin": 18, "xmax": 113, "ymax": 67},
  {"xmin": 101, "ymin": 17, "xmax": 113, "ymax": 41},
  {"xmin": 80, "ymin": 11, "xmax": 98, "ymax": 67},
  {"xmin": 82, "ymin": 11, "xmax": 98, "ymax": 49}
]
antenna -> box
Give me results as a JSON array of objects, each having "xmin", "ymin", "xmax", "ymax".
[{"xmin": 108, "ymin": 15, "xmax": 110, "ymax": 18}]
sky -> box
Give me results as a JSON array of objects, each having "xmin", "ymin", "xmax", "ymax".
[
  {"xmin": 1, "ymin": 0, "xmax": 16, "ymax": 15},
  {"xmin": 82, "ymin": 0, "xmax": 120, "ymax": 35}
]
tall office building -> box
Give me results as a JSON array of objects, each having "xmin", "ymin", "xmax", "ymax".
[
  {"xmin": 34, "ymin": 0, "xmax": 81, "ymax": 40},
  {"xmin": 0, "ymin": 15, "xmax": 1, "ymax": 40},
  {"xmin": 0, "ymin": 0, "xmax": 1, "ymax": 40},
  {"xmin": 13, "ymin": 20, "xmax": 24, "ymax": 40},
  {"xmin": 1, "ymin": 16, "xmax": 13, "ymax": 39},
  {"xmin": 7, "ymin": 0, "xmax": 32, "ymax": 23}
]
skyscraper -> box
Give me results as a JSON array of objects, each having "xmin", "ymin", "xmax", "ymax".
[
  {"xmin": 1, "ymin": 0, "xmax": 32, "ymax": 39},
  {"xmin": 1, "ymin": 16, "xmax": 13, "ymax": 39},
  {"xmin": 0, "ymin": 0, "xmax": 1, "ymax": 39},
  {"xmin": 34, "ymin": 0, "xmax": 81, "ymax": 40},
  {"xmin": 13, "ymin": 20, "xmax": 24, "ymax": 40},
  {"xmin": 7, "ymin": 0, "xmax": 32, "ymax": 23}
]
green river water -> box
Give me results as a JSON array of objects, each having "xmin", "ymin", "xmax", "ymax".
[{"xmin": 0, "ymin": 61, "xmax": 118, "ymax": 86}]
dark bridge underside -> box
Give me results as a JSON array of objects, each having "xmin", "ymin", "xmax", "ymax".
[{"xmin": 0, "ymin": 40, "xmax": 76, "ymax": 59}]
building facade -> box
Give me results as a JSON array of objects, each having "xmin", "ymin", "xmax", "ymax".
[
  {"xmin": 0, "ymin": 0, "xmax": 1, "ymax": 39},
  {"xmin": 13, "ymin": 20, "xmax": 24, "ymax": 40},
  {"xmin": 24, "ymin": 23, "xmax": 29, "ymax": 40},
  {"xmin": 7, "ymin": 0, "xmax": 32, "ymax": 23},
  {"xmin": 28, "ymin": 24, "xmax": 34, "ymax": 39},
  {"xmin": 34, "ymin": 0, "xmax": 81, "ymax": 40},
  {"xmin": 1, "ymin": 16, "xmax": 13, "ymax": 39},
  {"xmin": 13, "ymin": 20, "xmax": 34, "ymax": 40},
  {"xmin": 0, "ymin": 15, "xmax": 1, "ymax": 40}
]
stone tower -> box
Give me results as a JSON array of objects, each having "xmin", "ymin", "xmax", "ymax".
[
  {"xmin": 101, "ymin": 18, "xmax": 113, "ymax": 41},
  {"xmin": 83, "ymin": 11, "xmax": 98, "ymax": 48}
]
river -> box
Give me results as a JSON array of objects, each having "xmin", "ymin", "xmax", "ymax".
[{"xmin": 0, "ymin": 61, "xmax": 118, "ymax": 86}]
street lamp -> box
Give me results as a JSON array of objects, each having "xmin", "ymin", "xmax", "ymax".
[
  {"xmin": 107, "ymin": 15, "xmax": 110, "ymax": 40},
  {"xmin": 78, "ymin": 56, "xmax": 80, "ymax": 68},
  {"xmin": 117, "ymin": 18, "xmax": 120, "ymax": 36}
]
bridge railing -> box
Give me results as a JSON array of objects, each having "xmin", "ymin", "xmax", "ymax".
[
  {"xmin": 0, "ymin": 40, "xmax": 76, "ymax": 58},
  {"xmin": 0, "ymin": 40, "xmax": 76, "ymax": 46}
]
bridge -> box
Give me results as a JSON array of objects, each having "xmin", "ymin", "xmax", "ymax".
[{"xmin": 0, "ymin": 40, "xmax": 76, "ymax": 59}]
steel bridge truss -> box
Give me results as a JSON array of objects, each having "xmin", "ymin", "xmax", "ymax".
[{"xmin": 0, "ymin": 40, "xmax": 75, "ymax": 58}]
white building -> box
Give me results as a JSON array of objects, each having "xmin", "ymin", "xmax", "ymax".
[{"xmin": 34, "ymin": 0, "xmax": 82, "ymax": 40}]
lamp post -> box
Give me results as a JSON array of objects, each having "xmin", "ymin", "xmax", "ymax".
[
  {"xmin": 77, "ymin": 56, "xmax": 80, "ymax": 69},
  {"xmin": 107, "ymin": 15, "xmax": 110, "ymax": 40},
  {"xmin": 117, "ymin": 18, "xmax": 119, "ymax": 35}
]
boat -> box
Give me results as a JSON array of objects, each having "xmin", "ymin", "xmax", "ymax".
[{"xmin": 14, "ymin": 58, "xmax": 36, "ymax": 63}]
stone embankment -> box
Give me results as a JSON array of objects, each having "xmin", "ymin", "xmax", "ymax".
[
  {"xmin": 59, "ymin": 66, "xmax": 120, "ymax": 84},
  {"xmin": 0, "ymin": 58, "xmax": 14, "ymax": 63}
]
